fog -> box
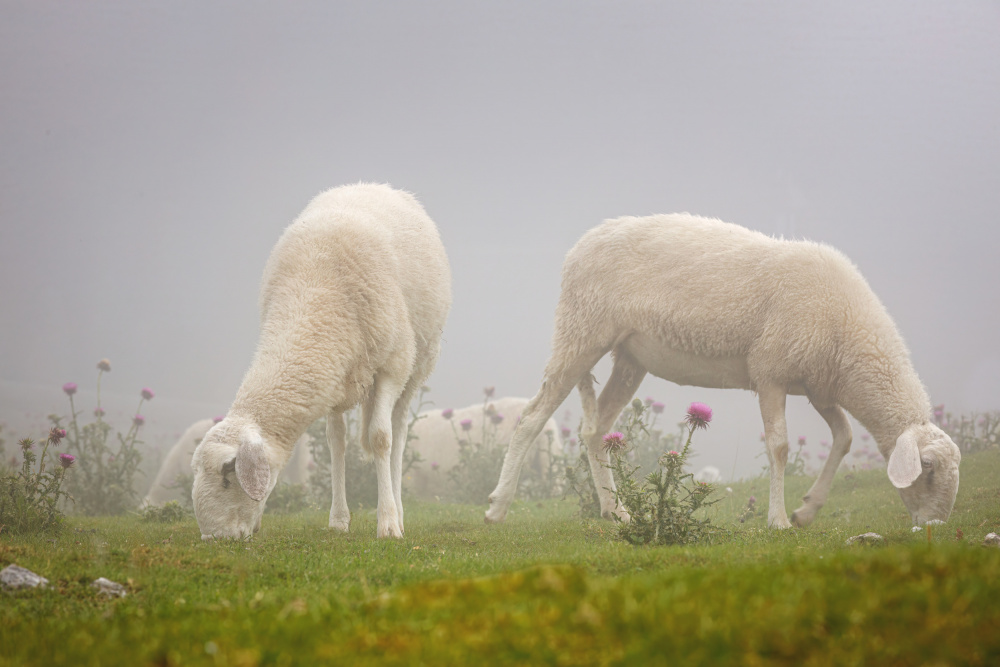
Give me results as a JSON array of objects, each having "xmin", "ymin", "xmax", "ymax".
[{"xmin": 2, "ymin": 2, "xmax": 998, "ymax": 480}]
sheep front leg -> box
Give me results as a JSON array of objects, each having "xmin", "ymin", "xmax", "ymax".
[
  {"xmin": 364, "ymin": 376, "xmax": 405, "ymax": 539},
  {"xmin": 758, "ymin": 385, "xmax": 793, "ymax": 529},
  {"xmin": 327, "ymin": 410, "xmax": 351, "ymax": 532},
  {"xmin": 791, "ymin": 404, "xmax": 852, "ymax": 527},
  {"xmin": 486, "ymin": 350, "xmax": 605, "ymax": 524}
]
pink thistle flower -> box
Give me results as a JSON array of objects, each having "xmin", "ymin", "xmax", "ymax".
[
  {"xmin": 460, "ymin": 418, "xmax": 473, "ymax": 431},
  {"xmin": 213, "ymin": 415, "xmax": 225, "ymax": 423},
  {"xmin": 48, "ymin": 427, "xmax": 65, "ymax": 444},
  {"xmin": 441, "ymin": 408, "xmax": 454, "ymax": 419},
  {"xmin": 760, "ymin": 432, "xmax": 766, "ymax": 442},
  {"xmin": 977, "ymin": 416, "xmax": 986, "ymax": 427},
  {"xmin": 651, "ymin": 402, "xmax": 665, "ymax": 414},
  {"xmin": 133, "ymin": 414, "xmax": 145, "ymax": 427},
  {"xmin": 685, "ymin": 402, "xmax": 712, "ymax": 429},
  {"xmin": 644, "ymin": 396, "xmax": 655, "ymax": 406},
  {"xmin": 747, "ymin": 496, "xmax": 756, "ymax": 506},
  {"xmin": 63, "ymin": 382, "xmax": 78, "ymax": 396},
  {"xmin": 94, "ymin": 407, "xmax": 106, "ymax": 417},
  {"xmin": 431, "ymin": 461, "xmax": 440, "ymax": 471},
  {"xmin": 666, "ymin": 450, "xmax": 680, "ymax": 457},
  {"xmin": 861, "ymin": 433, "xmax": 870, "ymax": 442},
  {"xmin": 818, "ymin": 452, "xmax": 828, "ymax": 460},
  {"xmin": 561, "ymin": 427, "xmax": 572, "ymax": 438},
  {"xmin": 490, "ymin": 413, "xmax": 504, "ymax": 425},
  {"xmin": 59, "ymin": 453, "xmax": 75, "ymax": 468},
  {"xmin": 820, "ymin": 440, "xmax": 830, "ymax": 449},
  {"xmin": 141, "ymin": 387, "xmax": 155, "ymax": 401},
  {"xmin": 602, "ymin": 432, "xmax": 626, "ymax": 453},
  {"xmin": 569, "ymin": 438, "xmax": 577, "ymax": 447},
  {"xmin": 97, "ymin": 359, "xmax": 111, "ymax": 372},
  {"xmin": 797, "ymin": 436, "xmax": 806, "ymax": 446},
  {"xmin": 483, "ymin": 386, "xmax": 495, "ymax": 399}
]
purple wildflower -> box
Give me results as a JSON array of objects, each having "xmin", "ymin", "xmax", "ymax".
[
  {"xmin": 213, "ymin": 415, "xmax": 225, "ymax": 423},
  {"xmin": 48, "ymin": 427, "xmax": 66, "ymax": 444},
  {"xmin": 797, "ymin": 436, "xmax": 806, "ymax": 446},
  {"xmin": 861, "ymin": 433, "xmax": 870, "ymax": 442},
  {"xmin": 651, "ymin": 401, "xmax": 665, "ymax": 414},
  {"xmin": 748, "ymin": 496, "xmax": 757, "ymax": 507},
  {"xmin": 133, "ymin": 414, "xmax": 145, "ymax": 427},
  {"xmin": 431, "ymin": 461, "xmax": 440, "ymax": 471},
  {"xmin": 666, "ymin": 450, "xmax": 680, "ymax": 457},
  {"xmin": 483, "ymin": 386, "xmax": 495, "ymax": 399},
  {"xmin": 561, "ymin": 426, "xmax": 572, "ymax": 438},
  {"xmin": 602, "ymin": 432, "xmax": 626, "ymax": 453},
  {"xmin": 441, "ymin": 408, "xmax": 454, "ymax": 419},
  {"xmin": 94, "ymin": 407, "xmax": 106, "ymax": 418},
  {"xmin": 685, "ymin": 402, "xmax": 713, "ymax": 429},
  {"xmin": 818, "ymin": 452, "xmax": 828, "ymax": 460},
  {"xmin": 141, "ymin": 387, "xmax": 155, "ymax": 401},
  {"xmin": 460, "ymin": 418, "xmax": 473, "ymax": 432},
  {"xmin": 644, "ymin": 396, "xmax": 655, "ymax": 406},
  {"xmin": 59, "ymin": 453, "xmax": 76, "ymax": 469},
  {"xmin": 490, "ymin": 413, "xmax": 504, "ymax": 425},
  {"xmin": 63, "ymin": 382, "xmax": 78, "ymax": 396},
  {"xmin": 97, "ymin": 359, "xmax": 111, "ymax": 372}
]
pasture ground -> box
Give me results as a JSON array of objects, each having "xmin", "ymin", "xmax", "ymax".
[{"xmin": 2, "ymin": 449, "xmax": 999, "ymax": 666}]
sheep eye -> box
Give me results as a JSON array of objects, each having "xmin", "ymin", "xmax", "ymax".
[
  {"xmin": 920, "ymin": 458, "xmax": 933, "ymax": 469},
  {"xmin": 221, "ymin": 458, "xmax": 237, "ymax": 488}
]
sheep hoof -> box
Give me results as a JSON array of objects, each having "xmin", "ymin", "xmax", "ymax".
[
  {"xmin": 768, "ymin": 516, "xmax": 794, "ymax": 529},
  {"xmin": 377, "ymin": 522, "xmax": 403, "ymax": 539},
  {"xmin": 790, "ymin": 506, "xmax": 816, "ymax": 528},
  {"xmin": 328, "ymin": 518, "xmax": 350, "ymax": 532}
]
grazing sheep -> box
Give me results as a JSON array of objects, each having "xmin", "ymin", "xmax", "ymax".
[
  {"xmin": 407, "ymin": 397, "xmax": 563, "ymax": 499},
  {"xmin": 485, "ymin": 213, "xmax": 960, "ymax": 529},
  {"xmin": 192, "ymin": 183, "xmax": 451, "ymax": 539},
  {"xmin": 143, "ymin": 418, "xmax": 311, "ymax": 507}
]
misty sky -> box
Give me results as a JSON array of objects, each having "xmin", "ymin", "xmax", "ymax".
[{"xmin": 2, "ymin": 2, "xmax": 998, "ymax": 478}]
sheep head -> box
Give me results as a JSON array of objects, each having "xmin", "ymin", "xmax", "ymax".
[
  {"xmin": 887, "ymin": 422, "xmax": 961, "ymax": 526},
  {"xmin": 191, "ymin": 420, "xmax": 276, "ymax": 540}
]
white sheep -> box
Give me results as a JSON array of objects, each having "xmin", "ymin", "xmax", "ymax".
[
  {"xmin": 406, "ymin": 397, "xmax": 563, "ymax": 499},
  {"xmin": 485, "ymin": 213, "xmax": 961, "ymax": 529},
  {"xmin": 143, "ymin": 418, "xmax": 311, "ymax": 507},
  {"xmin": 191, "ymin": 183, "xmax": 451, "ymax": 539},
  {"xmin": 693, "ymin": 465, "xmax": 722, "ymax": 483}
]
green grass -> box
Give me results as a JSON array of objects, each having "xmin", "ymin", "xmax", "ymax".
[{"xmin": 2, "ymin": 449, "xmax": 999, "ymax": 666}]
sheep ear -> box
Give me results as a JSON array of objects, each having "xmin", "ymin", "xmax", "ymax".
[
  {"xmin": 887, "ymin": 428, "xmax": 922, "ymax": 488},
  {"xmin": 235, "ymin": 428, "xmax": 270, "ymax": 501}
]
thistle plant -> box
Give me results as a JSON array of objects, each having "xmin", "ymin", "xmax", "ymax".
[
  {"xmin": 606, "ymin": 400, "xmax": 719, "ymax": 546},
  {"xmin": 935, "ymin": 406, "xmax": 1000, "ymax": 455},
  {"xmin": 0, "ymin": 428, "xmax": 75, "ymax": 535},
  {"xmin": 57, "ymin": 359, "xmax": 150, "ymax": 515},
  {"xmin": 446, "ymin": 389, "xmax": 509, "ymax": 504}
]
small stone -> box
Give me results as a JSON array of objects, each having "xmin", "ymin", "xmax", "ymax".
[
  {"xmin": 92, "ymin": 577, "xmax": 127, "ymax": 598},
  {"xmin": 911, "ymin": 526, "xmax": 924, "ymax": 533},
  {"xmin": 845, "ymin": 532, "xmax": 884, "ymax": 545},
  {"xmin": 984, "ymin": 533, "xmax": 1000, "ymax": 548},
  {"xmin": 0, "ymin": 565, "xmax": 49, "ymax": 590}
]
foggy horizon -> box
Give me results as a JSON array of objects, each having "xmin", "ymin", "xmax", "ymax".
[{"xmin": 2, "ymin": 2, "xmax": 998, "ymax": 480}]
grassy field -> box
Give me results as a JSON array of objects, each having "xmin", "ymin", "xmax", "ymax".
[{"xmin": 2, "ymin": 449, "xmax": 999, "ymax": 666}]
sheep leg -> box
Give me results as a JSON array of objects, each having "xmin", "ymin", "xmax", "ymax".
[
  {"xmin": 389, "ymin": 382, "xmax": 418, "ymax": 535},
  {"xmin": 758, "ymin": 385, "xmax": 793, "ymax": 529},
  {"xmin": 327, "ymin": 410, "xmax": 351, "ymax": 532},
  {"xmin": 582, "ymin": 349, "xmax": 647, "ymax": 521},
  {"xmin": 486, "ymin": 348, "xmax": 607, "ymax": 523},
  {"xmin": 365, "ymin": 374, "xmax": 406, "ymax": 539},
  {"xmin": 790, "ymin": 404, "xmax": 852, "ymax": 527}
]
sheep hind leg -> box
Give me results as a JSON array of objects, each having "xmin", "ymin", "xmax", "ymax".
[
  {"xmin": 389, "ymin": 381, "xmax": 419, "ymax": 535},
  {"xmin": 485, "ymin": 346, "xmax": 609, "ymax": 524},
  {"xmin": 790, "ymin": 404, "xmax": 852, "ymax": 527},
  {"xmin": 758, "ymin": 385, "xmax": 793, "ymax": 529},
  {"xmin": 582, "ymin": 348, "xmax": 647, "ymax": 522},
  {"xmin": 364, "ymin": 374, "xmax": 406, "ymax": 539},
  {"xmin": 326, "ymin": 410, "xmax": 351, "ymax": 532}
]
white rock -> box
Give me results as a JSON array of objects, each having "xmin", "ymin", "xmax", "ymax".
[
  {"xmin": 911, "ymin": 526, "xmax": 924, "ymax": 533},
  {"xmin": 0, "ymin": 564, "xmax": 49, "ymax": 590},
  {"xmin": 984, "ymin": 533, "xmax": 1000, "ymax": 547},
  {"xmin": 92, "ymin": 577, "xmax": 127, "ymax": 598},
  {"xmin": 845, "ymin": 532, "xmax": 884, "ymax": 545}
]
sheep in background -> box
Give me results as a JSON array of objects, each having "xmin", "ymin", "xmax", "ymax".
[
  {"xmin": 143, "ymin": 418, "xmax": 311, "ymax": 507},
  {"xmin": 407, "ymin": 397, "xmax": 563, "ymax": 499},
  {"xmin": 485, "ymin": 213, "xmax": 960, "ymax": 529},
  {"xmin": 693, "ymin": 466, "xmax": 722, "ymax": 484},
  {"xmin": 192, "ymin": 183, "xmax": 451, "ymax": 539}
]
